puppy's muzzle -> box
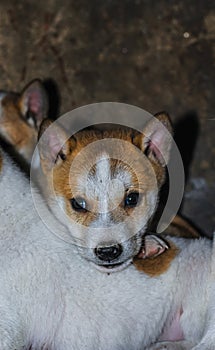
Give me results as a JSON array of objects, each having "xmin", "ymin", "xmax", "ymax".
[{"xmin": 94, "ymin": 243, "xmax": 123, "ymax": 262}]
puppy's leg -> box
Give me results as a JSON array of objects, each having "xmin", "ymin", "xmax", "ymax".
[{"xmin": 147, "ymin": 340, "xmax": 195, "ymax": 350}]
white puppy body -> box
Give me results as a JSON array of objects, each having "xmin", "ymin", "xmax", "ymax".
[
  {"xmin": 0, "ymin": 150, "xmax": 213, "ymax": 350},
  {"xmin": 0, "ymin": 109, "xmax": 213, "ymax": 349}
]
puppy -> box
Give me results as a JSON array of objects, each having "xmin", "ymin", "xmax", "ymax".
[
  {"xmin": 0, "ymin": 111, "xmax": 210, "ymax": 349},
  {"xmin": 37, "ymin": 112, "xmax": 199, "ymax": 273},
  {"xmin": 0, "ymin": 83, "xmax": 199, "ymax": 243},
  {"xmin": 0, "ymin": 79, "xmax": 48, "ymax": 166},
  {"xmin": 0, "ymin": 146, "xmax": 212, "ymax": 350}
]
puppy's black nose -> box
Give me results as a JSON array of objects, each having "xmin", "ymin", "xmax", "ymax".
[{"xmin": 95, "ymin": 244, "xmax": 123, "ymax": 262}]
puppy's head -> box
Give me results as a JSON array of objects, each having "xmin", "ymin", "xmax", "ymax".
[
  {"xmin": 0, "ymin": 80, "xmax": 48, "ymax": 163},
  {"xmin": 38, "ymin": 113, "xmax": 172, "ymax": 272}
]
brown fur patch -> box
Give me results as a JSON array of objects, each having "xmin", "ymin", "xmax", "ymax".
[
  {"xmin": 134, "ymin": 215, "xmax": 199, "ymax": 277},
  {"xmin": 0, "ymin": 94, "xmax": 37, "ymax": 158},
  {"xmin": 165, "ymin": 215, "xmax": 200, "ymax": 239},
  {"xmin": 133, "ymin": 239, "xmax": 179, "ymax": 277}
]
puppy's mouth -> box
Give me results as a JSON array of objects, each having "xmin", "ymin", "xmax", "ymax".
[{"xmin": 92, "ymin": 258, "xmax": 132, "ymax": 273}]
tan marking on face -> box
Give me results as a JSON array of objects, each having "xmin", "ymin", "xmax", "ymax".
[
  {"xmin": 133, "ymin": 239, "xmax": 179, "ymax": 276},
  {"xmin": 0, "ymin": 93, "xmax": 37, "ymax": 159},
  {"xmin": 165, "ymin": 215, "xmax": 200, "ymax": 239},
  {"xmin": 50, "ymin": 127, "xmax": 161, "ymax": 228}
]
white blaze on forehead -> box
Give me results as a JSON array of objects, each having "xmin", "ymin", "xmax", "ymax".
[
  {"xmin": 95, "ymin": 155, "xmax": 111, "ymax": 214},
  {"xmin": 88, "ymin": 154, "xmax": 128, "ymax": 215},
  {"xmin": 84, "ymin": 154, "xmax": 126, "ymax": 216},
  {"xmin": 75, "ymin": 152, "xmax": 135, "ymax": 217},
  {"xmin": 96, "ymin": 154, "xmax": 110, "ymax": 183}
]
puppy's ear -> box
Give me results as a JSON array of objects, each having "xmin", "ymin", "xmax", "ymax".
[
  {"xmin": 133, "ymin": 112, "xmax": 173, "ymax": 167},
  {"xmin": 138, "ymin": 235, "xmax": 169, "ymax": 259},
  {"xmin": 38, "ymin": 119, "xmax": 75, "ymax": 174},
  {"xmin": 18, "ymin": 79, "xmax": 48, "ymax": 129}
]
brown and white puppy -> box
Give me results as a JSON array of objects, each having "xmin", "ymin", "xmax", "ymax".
[
  {"xmin": 37, "ymin": 112, "xmax": 199, "ymax": 274},
  {"xmin": 36, "ymin": 115, "xmax": 214, "ymax": 350},
  {"xmin": 0, "ymin": 82, "xmax": 199, "ymax": 247},
  {"xmin": 0, "ymin": 145, "xmax": 211, "ymax": 350},
  {"xmin": 0, "ymin": 106, "xmax": 207, "ymax": 350},
  {"xmin": 0, "ymin": 86, "xmax": 200, "ymax": 273},
  {"xmin": 0, "ymin": 79, "xmax": 48, "ymax": 166}
]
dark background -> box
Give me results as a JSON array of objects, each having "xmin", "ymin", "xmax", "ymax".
[{"xmin": 0, "ymin": 0, "xmax": 214, "ymax": 235}]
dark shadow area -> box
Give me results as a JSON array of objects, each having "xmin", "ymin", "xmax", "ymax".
[
  {"xmin": 0, "ymin": 138, "xmax": 30, "ymax": 176},
  {"xmin": 150, "ymin": 111, "xmax": 201, "ymax": 234},
  {"xmin": 173, "ymin": 111, "xmax": 200, "ymax": 183},
  {"xmin": 43, "ymin": 78, "xmax": 61, "ymax": 120}
]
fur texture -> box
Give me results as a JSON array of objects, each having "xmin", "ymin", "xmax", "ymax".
[
  {"xmin": 0, "ymin": 121, "xmax": 213, "ymax": 349},
  {"xmin": 0, "ymin": 79, "xmax": 48, "ymax": 165},
  {"xmin": 0, "ymin": 89, "xmax": 200, "ymax": 245},
  {"xmin": 0, "ymin": 150, "xmax": 212, "ymax": 350}
]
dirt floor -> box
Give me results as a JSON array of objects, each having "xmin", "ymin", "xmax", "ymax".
[{"xmin": 0, "ymin": 0, "xmax": 214, "ymax": 235}]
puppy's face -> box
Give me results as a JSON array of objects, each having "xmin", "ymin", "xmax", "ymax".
[
  {"xmin": 0, "ymin": 80, "xmax": 48, "ymax": 163},
  {"xmin": 39, "ymin": 114, "xmax": 172, "ymax": 272}
]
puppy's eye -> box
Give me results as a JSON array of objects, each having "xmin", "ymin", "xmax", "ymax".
[
  {"xmin": 70, "ymin": 197, "xmax": 88, "ymax": 212},
  {"xmin": 124, "ymin": 192, "xmax": 139, "ymax": 208}
]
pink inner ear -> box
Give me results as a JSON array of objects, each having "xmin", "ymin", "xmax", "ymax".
[
  {"xmin": 145, "ymin": 129, "xmax": 166, "ymax": 163},
  {"xmin": 48, "ymin": 133, "xmax": 64, "ymax": 161},
  {"xmin": 146, "ymin": 245, "xmax": 164, "ymax": 258},
  {"xmin": 137, "ymin": 235, "xmax": 169, "ymax": 259},
  {"xmin": 148, "ymin": 139, "xmax": 162, "ymax": 160},
  {"xmin": 27, "ymin": 90, "xmax": 43, "ymax": 116},
  {"xmin": 137, "ymin": 245, "xmax": 166, "ymax": 259}
]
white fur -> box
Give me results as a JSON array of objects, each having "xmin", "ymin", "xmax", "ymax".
[
  {"xmin": 0, "ymin": 149, "xmax": 214, "ymax": 350},
  {"xmin": 95, "ymin": 155, "xmax": 111, "ymax": 212}
]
